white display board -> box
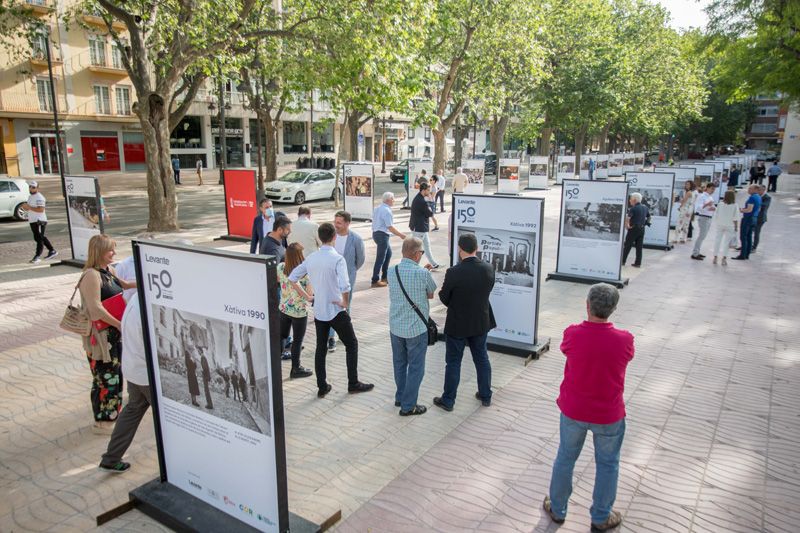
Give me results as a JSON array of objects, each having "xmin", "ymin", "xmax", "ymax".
[
  {"xmin": 625, "ymin": 171, "xmax": 675, "ymax": 248},
  {"xmin": 705, "ymin": 160, "xmax": 730, "ymax": 197},
  {"xmin": 135, "ymin": 241, "xmax": 287, "ymax": 532},
  {"xmin": 634, "ymin": 153, "xmax": 645, "ymax": 169},
  {"xmin": 527, "ymin": 156, "xmax": 549, "ymax": 189},
  {"xmin": 596, "ymin": 155, "xmax": 609, "ymax": 180},
  {"xmin": 681, "ymin": 163, "xmax": 719, "ymax": 202},
  {"xmin": 556, "ymin": 155, "xmax": 575, "ymax": 184},
  {"xmin": 622, "ymin": 153, "xmax": 636, "ymax": 172},
  {"xmin": 497, "ymin": 158, "xmax": 521, "ymax": 194},
  {"xmin": 654, "ymin": 166, "xmax": 695, "ymax": 227},
  {"xmin": 555, "ymin": 179, "xmax": 628, "ymax": 282},
  {"xmin": 451, "ymin": 194, "xmax": 543, "ymax": 346},
  {"xmin": 608, "ymin": 154, "xmax": 624, "ymax": 177},
  {"xmin": 462, "ymin": 159, "xmax": 485, "ymax": 194},
  {"xmin": 342, "ymin": 162, "xmax": 374, "ymax": 220},
  {"xmin": 64, "ymin": 175, "xmax": 104, "ymax": 262}
]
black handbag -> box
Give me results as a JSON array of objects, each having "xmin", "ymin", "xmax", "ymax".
[{"xmin": 394, "ymin": 265, "xmax": 438, "ymax": 346}]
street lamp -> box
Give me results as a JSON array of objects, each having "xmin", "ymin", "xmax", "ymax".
[
  {"xmin": 381, "ymin": 114, "xmax": 393, "ymax": 174},
  {"xmin": 37, "ymin": 25, "xmax": 66, "ymax": 180}
]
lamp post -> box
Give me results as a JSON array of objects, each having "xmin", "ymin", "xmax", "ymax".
[
  {"xmin": 380, "ymin": 114, "xmax": 393, "ymax": 174},
  {"xmin": 40, "ymin": 26, "xmax": 66, "ymax": 181},
  {"xmin": 217, "ymin": 63, "xmax": 228, "ymax": 185}
]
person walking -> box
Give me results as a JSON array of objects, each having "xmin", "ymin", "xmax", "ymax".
[
  {"xmin": 287, "ymin": 206, "xmax": 320, "ymax": 255},
  {"xmin": 410, "ymin": 182, "xmax": 441, "ymax": 269},
  {"xmin": 388, "ymin": 236, "xmax": 437, "ymax": 416},
  {"xmin": 288, "ymin": 223, "xmax": 374, "ymax": 398},
  {"xmin": 171, "ymin": 155, "xmax": 181, "ymax": 184},
  {"xmin": 327, "ymin": 210, "xmax": 365, "ymax": 351},
  {"xmin": 691, "ymin": 183, "xmax": 716, "ymax": 260},
  {"xmin": 402, "ymin": 166, "xmax": 411, "ymax": 209},
  {"xmin": 250, "ymin": 199, "xmax": 275, "ymax": 254},
  {"xmin": 766, "ymin": 162, "xmax": 782, "ymax": 193},
  {"xmin": 733, "ymin": 184, "xmax": 761, "ymax": 260},
  {"xmin": 543, "ymin": 284, "xmax": 634, "ymax": 532},
  {"xmin": 622, "ymin": 193, "xmax": 648, "ymax": 268},
  {"xmin": 755, "ymin": 161, "xmax": 766, "ymax": 185},
  {"xmin": 424, "ymin": 180, "xmax": 440, "ymax": 230},
  {"xmin": 452, "ymin": 167, "xmax": 468, "ymax": 194},
  {"xmin": 728, "ymin": 164, "xmax": 740, "ymax": 189},
  {"xmin": 588, "ymin": 157, "xmax": 596, "ymax": 180},
  {"xmin": 433, "ymin": 233, "xmax": 495, "ymax": 412},
  {"xmin": 711, "ymin": 190, "xmax": 739, "ymax": 266},
  {"xmin": 195, "ymin": 158, "xmax": 204, "ymax": 185},
  {"xmin": 98, "ymin": 294, "xmax": 150, "ymax": 473},
  {"xmin": 371, "ymin": 192, "xmax": 406, "ymax": 288},
  {"xmin": 673, "ymin": 181, "xmax": 697, "ymax": 244},
  {"xmin": 752, "ymin": 184, "xmax": 771, "ymax": 253},
  {"xmin": 278, "ymin": 243, "xmax": 313, "ymax": 378},
  {"xmin": 748, "ymin": 163, "xmax": 758, "ymax": 185},
  {"xmin": 22, "ymin": 181, "xmax": 58, "ymax": 263},
  {"xmin": 433, "ymin": 172, "xmax": 446, "ymax": 212}
]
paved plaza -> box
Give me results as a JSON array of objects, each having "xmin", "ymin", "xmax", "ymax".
[{"xmin": 1, "ymin": 175, "xmax": 799, "ymax": 532}]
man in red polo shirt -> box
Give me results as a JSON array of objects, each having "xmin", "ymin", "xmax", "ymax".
[{"xmin": 543, "ymin": 283, "xmax": 634, "ymax": 532}]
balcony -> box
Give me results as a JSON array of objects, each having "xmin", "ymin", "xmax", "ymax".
[
  {"xmin": 0, "ymin": 92, "xmax": 68, "ymax": 115},
  {"xmin": 87, "ymin": 60, "xmax": 128, "ymax": 76},
  {"xmin": 23, "ymin": 0, "xmax": 54, "ymax": 17},
  {"xmin": 82, "ymin": 13, "xmax": 127, "ymax": 32},
  {"xmin": 28, "ymin": 52, "xmax": 63, "ymax": 72}
]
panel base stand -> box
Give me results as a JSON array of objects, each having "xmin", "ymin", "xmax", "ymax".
[
  {"xmin": 493, "ymin": 192, "xmax": 520, "ymax": 196},
  {"xmin": 546, "ymin": 272, "xmax": 629, "ymax": 289},
  {"xmin": 215, "ymin": 235, "xmax": 251, "ymax": 243},
  {"xmin": 98, "ymin": 479, "xmax": 339, "ymax": 532},
  {"xmin": 643, "ymin": 243, "xmax": 673, "ymax": 251},
  {"xmin": 436, "ymin": 334, "xmax": 550, "ymax": 361},
  {"xmin": 524, "ymin": 187, "xmax": 550, "ymax": 191},
  {"xmin": 52, "ymin": 259, "xmax": 83, "ymax": 269}
]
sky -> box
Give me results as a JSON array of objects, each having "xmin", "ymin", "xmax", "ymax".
[{"xmin": 656, "ymin": 0, "xmax": 711, "ymax": 31}]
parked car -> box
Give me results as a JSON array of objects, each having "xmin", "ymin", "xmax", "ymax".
[
  {"xmin": 264, "ymin": 169, "xmax": 342, "ymax": 205},
  {"xmin": 0, "ymin": 177, "xmax": 29, "ymax": 220},
  {"xmin": 756, "ymin": 150, "xmax": 778, "ymax": 162},
  {"xmin": 389, "ymin": 158, "xmax": 432, "ymax": 182}
]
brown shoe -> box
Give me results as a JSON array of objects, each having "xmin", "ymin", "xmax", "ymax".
[
  {"xmin": 542, "ymin": 496, "xmax": 565, "ymax": 524},
  {"xmin": 371, "ymin": 281, "xmax": 388, "ymax": 288},
  {"xmin": 591, "ymin": 510, "xmax": 622, "ymax": 531}
]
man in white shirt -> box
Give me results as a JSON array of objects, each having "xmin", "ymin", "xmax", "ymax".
[
  {"xmin": 22, "ymin": 181, "xmax": 57, "ymax": 263},
  {"xmin": 691, "ymin": 183, "xmax": 716, "ymax": 260},
  {"xmin": 99, "ymin": 295, "xmax": 150, "ymax": 473},
  {"xmin": 288, "ymin": 223, "xmax": 374, "ymax": 398},
  {"xmin": 287, "ymin": 206, "xmax": 320, "ymax": 255}
]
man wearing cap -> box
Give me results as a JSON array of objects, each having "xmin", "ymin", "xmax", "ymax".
[{"xmin": 21, "ymin": 181, "xmax": 57, "ymax": 264}]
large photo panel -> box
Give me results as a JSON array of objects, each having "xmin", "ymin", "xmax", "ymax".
[
  {"xmin": 462, "ymin": 159, "xmax": 485, "ymax": 194},
  {"xmin": 625, "ymin": 171, "xmax": 675, "ymax": 247},
  {"xmin": 654, "ymin": 166, "xmax": 696, "ymax": 227},
  {"xmin": 556, "ymin": 155, "xmax": 574, "ymax": 184},
  {"xmin": 556, "ymin": 179, "xmax": 628, "ymax": 281},
  {"xmin": 608, "ymin": 154, "xmax": 623, "ymax": 177},
  {"xmin": 451, "ymin": 195, "xmax": 544, "ymax": 346},
  {"xmin": 595, "ymin": 154, "xmax": 609, "ymax": 179},
  {"xmin": 135, "ymin": 242, "xmax": 286, "ymax": 532},
  {"xmin": 497, "ymin": 158, "xmax": 521, "ymax": 194},
  {"xmin": 342, "ymin": 162, "xmax": 375, "ymax": 220},
  {"xmin": 528, "ymin": 156, "xmax": 549, "ymax": 189},
  {"xmin": 64, "ymin": 175, "xmax": 104, "ymax": 262}
]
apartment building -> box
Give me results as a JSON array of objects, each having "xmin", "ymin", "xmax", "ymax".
[{"xmin": 744, "ymin": 94, "xmax": 785, "ymax": 151}]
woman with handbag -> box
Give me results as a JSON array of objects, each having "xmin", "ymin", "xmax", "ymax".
[
  {"xmin": 78, "ymin": 234, "xmax": 136, "ymax": 434},
  {"xmin": 278, "ymin": 243, "xmax": 314, "ymax": 379}
]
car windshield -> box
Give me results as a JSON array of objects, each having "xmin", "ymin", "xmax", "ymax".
[{"xmin": 279, "ymin": 171, "xmax": 309, "ymax": 183}]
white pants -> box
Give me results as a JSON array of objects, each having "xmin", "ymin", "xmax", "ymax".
[
  {"xmin": 412, "ymin": 231, "xmax": 439, "ymax": 267},
  {"xmin": 713, "ymin": 227, "xmax": 735, "ymax": 257}
]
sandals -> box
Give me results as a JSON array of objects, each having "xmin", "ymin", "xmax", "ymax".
[{"xmin": 399, "ymin": 405, "xmax": 427, "ymax": 416}]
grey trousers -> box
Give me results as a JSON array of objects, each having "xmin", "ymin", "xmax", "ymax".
[
  {"xmin": 101, "ymin": 382, "xmax": 151, "ymax": 465},
  {"xmin": 692, "ymin": 216, "xmax": 712, "ymax": 256}
]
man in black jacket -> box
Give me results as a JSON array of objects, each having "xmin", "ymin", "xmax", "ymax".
[
  {"xmin": 409, "ymin": 182, "xmax": 441, "ymax": 269},
  {"xmin": 434, "ymin": 233, "xmax": 496, "ymax": 411},
  {"xmin": 752, "ymin": 184, "xmax": 771, "ymax": 253}
]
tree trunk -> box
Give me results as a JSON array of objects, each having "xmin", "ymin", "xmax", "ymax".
[
  {"xmin": 574, "ymin": 123, "xmax": 588, "ymax": 178},
  {"xmin": 598, "ymin": 121, "xmax": 612, "ymax": 153},
  {"xmin": 490, "ymin": 115, "xmax": 510, "ymax": 159},
  {"xmin": 538, "ymin": 127, "xmax": 553, "ymax": 156},
  {"xmin": 264, "ymin": 117, "xmax": 278, "ymax": 183},
  {"xmin": 138, "ymin": 93, "xmax": 178, "ymax": 232},
  {"xmin": 346, "ymin": 110, "xmax": 361, "ymax": 161},
  {"xmin": 432, "ymin": 126, "xmax": 447, "ymax": 175},
  {"xmin": 256, "ymin": 115, "xmax": 264, "ymax": 193}
]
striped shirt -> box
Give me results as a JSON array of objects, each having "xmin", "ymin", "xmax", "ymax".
[{"xmin": 388, "ymin": 258, "xmax": 437, "ymax": 338}]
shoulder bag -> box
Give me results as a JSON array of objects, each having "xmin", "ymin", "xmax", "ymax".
[
  {"xmin": 394, "ymin": 265, "xmax": 438, "ymax": 346},
  {"xmin": 60, "ymin": 271, "xmax": 91, "ymax": 336}
]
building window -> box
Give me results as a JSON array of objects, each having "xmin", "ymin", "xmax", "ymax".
[
  {"xmin": 36, "ymin": 79, "xmax": 53, "ymax": 112},
  {"xmin": 171, "ymin": 116, "xmax": 204, "ymax": 148},
  {"xmin": 115, "ymin": 86, "xmax": 131, "ymax": 115},
  {"xmin": 31, "ymin": 33, "xmax": 48, "ymax": 59},
  {"xmin": 283, "ymin": 121, "xmax": 307, "ymax": 153},
  {"xmin": 312, "ymin": 123, "xmax": 334, "ymax": 153},
  {"xmin": 424, "ymin": 127, "xmax": 431, "ymax": 141},
  {"xmin": 757, "ymin": 106, "xmax": 779, "ymax": 117},
  {"xmin": 89, "ymin": 35, "xmax": 106, "ymax": 66},
  {"xmin": 111, "ymin": 43, "xmax": 123, "ymax": 69},
  {"xmin": 750, "ymin": 123, "xmax": 777, "ymax": 134},
  {"xmin": 408, "ymin": 126, "xmax": 415, "ymax": 139},
  {"xmin": 94, "ymin": 85, "xmax": 111, "ymax": 114}
]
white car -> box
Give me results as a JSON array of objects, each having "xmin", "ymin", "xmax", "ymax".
[
  {"xmin": 264, "ymin": 169, "xmax": 342, "ymax": 205},
  {"xmin": 0, "ymin": 177, "xmax": 29, "ymax": 220}
]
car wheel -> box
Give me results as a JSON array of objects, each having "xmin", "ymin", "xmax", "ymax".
[
  {"xmin": 391, "ymin": 176, "xmax": 398, "ymax": 182},
  {"xmin": 330, "ymin": 189, "xmax": 337, "ymax": 200},
  {"xmin": 294, "ymin": 191, "xmax": 306, "ymax": 205},
  {"xmin": 14, "ymin": 202, "xmax": 28, "ymax": 221}
]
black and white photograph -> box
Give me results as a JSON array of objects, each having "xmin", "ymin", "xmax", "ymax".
[
  {"xmin": 529, "ymin": 163, "xmax": 547, "ymax": 176},
  {"xmin": 563, "ymin": 201, "xmax": 623, "ymax": 241},
  {"xmin": 463, "ymin": 167, "xmax": 484, "ymax": 184},
  {"xmin": 68, "ymin": 196, "xmax": 101, "ymax": 229},
  {"xmin": 623, "ymin": 154, "xmax": 635, "ymax": 167},
  {"xmin": 630, "ymin": 187, "xmax": 669, "ymax": 217},
  {"xmin": 458, "ymin": 227, "xmax": 536, "ymax": 288},
  {"xmin": 558, "ymin": 161, "xmax": 575, "ymax": 174},
  {"xmin": 598, "ymin": 158, "xmax": 609, "ymax": 169},
  {"xmin": 152, "ymin": 304, "xmax": 271, "ymax": 436}
]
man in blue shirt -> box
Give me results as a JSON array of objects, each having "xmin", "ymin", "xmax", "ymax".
[
  {"xmin": 171, "ymin": 155, "xmax": 181, "ymax": 184},
  {"xmin": 388, "ymin": 236, "xmax": 436, "ymax": 416},
  {"xmin": 371, "ymin": 192, "xmax": 406, "ymax": 287},
  {"xmin": 766, "ymin": 162, "xmax": 782, "ymax": 192},
  {"xmin": 753, "ymin": 184, "xmax": 771, "ymax": 253},
  {"xmin": 733, "ymin": 184, "xmax": 761, "ymax": 260},
  {"xmin": 588, "ymin": 158, "xmax": 596, "ymax": 180}
]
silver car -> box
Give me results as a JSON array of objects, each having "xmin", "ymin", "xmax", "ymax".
[
  {"xmin": 264, "ymin": 169, "xmax": 342, "ymax": 205},
  {"xmin": 0, "ymin": 177, "xmax": 29, "ymax": 220}
]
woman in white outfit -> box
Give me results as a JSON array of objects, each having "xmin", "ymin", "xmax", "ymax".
[
  {"xmin": 673, "ymin": 181, "xmax": 697, "ymax": 244},
  {"xmin": 712, "ymin": 190, "xmax": 739, "ymax": 266}
]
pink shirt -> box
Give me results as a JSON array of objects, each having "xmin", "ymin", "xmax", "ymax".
[{"xmin": 557, "ymin": 321, "xmax": 634, "ymax": 424}]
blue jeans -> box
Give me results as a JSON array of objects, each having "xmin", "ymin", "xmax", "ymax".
[
  {"xmin": 740, "ymin": 216, "xmax": 755, "ymax": 258},
  {"xmin": 548, "ymin": 413, "xmax": 626, "ymax": 524},
  {"xmin": 391, "ymin": 332, "xmax": 428, "ymax": 411},
  {"xmin": 441, "ymin": 333, "xmax": 491, "ymax": 408},
  {"xmin": 372, "ymin": 231, "xmax": 392, "ymax": 283}
]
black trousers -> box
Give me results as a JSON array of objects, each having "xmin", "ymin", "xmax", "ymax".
[
  {"xmin": 768, "ymin": 175, "xmax": 778, "ymax": 192},
  {"xmin": 753, "ymin": 218, "xmax": 766, "ymax": 250},
  {"xmin": 173, "ymin": 169, "xmax": 181, "ymax": 184},
  {"xmin": 280, "ymin": 312, "xmax": 308, "ymax": 369},
  {"xmin": 623, "ymin": 225, "xmax": 645, "ymax": 265},
  {"xmin": 30, "ymin": 221, "xmax": 54, "ymax": 257},
  {"xmin": 314, "ymin": 311, "xmax": 358, "ymax": 390},
  {"xmin": 436, "ymin": 190, "xmax": 445, "ymax": 212}
]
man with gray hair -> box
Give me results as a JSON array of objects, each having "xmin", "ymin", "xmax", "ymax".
[
  {"xmin": 543, "ymin": 283, "xmax": 634, "ymax": 531},
  {"xmin": 388, "ymin": 236, "xmax": 436, "ymax": 416},
  {"xmin": 371, "ymin": 191, "xmax": 406, "ymax": 288},
  {"xmin": 622, "ymin": 192, "xmax": 649, "ymax": 267}
]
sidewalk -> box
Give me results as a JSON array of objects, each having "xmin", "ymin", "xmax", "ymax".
[{"xmin": 1, "ymin": 177, "xmax": 798, "ymax": 532}]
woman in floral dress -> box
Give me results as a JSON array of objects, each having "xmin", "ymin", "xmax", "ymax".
[
  {"xmin": 674, "ymin": 181, "xmax": 697, "ymax": 244},
  {"xmin": 277, "ymin": 243, "xmax": 313, "ymax": 379}
]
